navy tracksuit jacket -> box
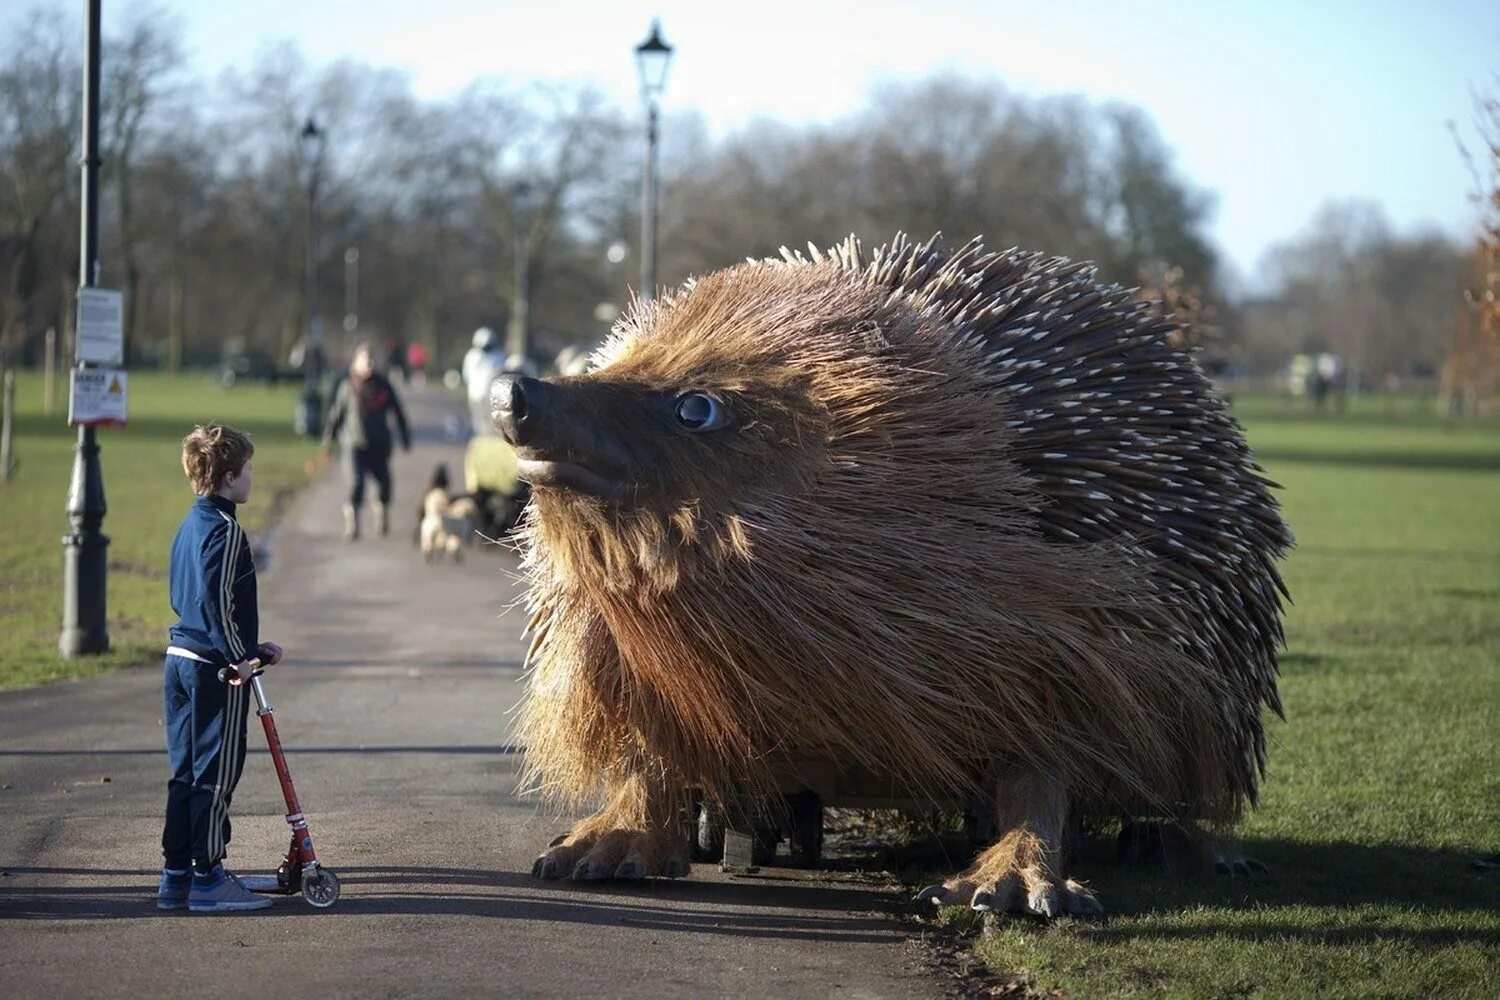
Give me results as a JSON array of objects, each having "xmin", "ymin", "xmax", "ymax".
[{"xmin": 161, "ymin": 494, "xmax": 260, "ymax": 871}]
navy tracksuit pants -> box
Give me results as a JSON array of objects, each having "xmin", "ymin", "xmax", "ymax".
[{"xmin": 161, "ymin": 653, "xmax": 251, "ymax": 872}]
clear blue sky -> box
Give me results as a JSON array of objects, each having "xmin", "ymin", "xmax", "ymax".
[{"xmin": 9, "ymin": 0, "xmax": 1499, "ymax": 285}]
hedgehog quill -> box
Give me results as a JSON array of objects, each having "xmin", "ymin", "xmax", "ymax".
[{"xmin": 495, "ymin": 234, "xmax": 1291, "ymax": 916}]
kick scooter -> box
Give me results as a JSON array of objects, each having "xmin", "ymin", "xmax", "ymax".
[{"xmin": 219, "ymin": 656, "xmax": 341, "ymax": 908}]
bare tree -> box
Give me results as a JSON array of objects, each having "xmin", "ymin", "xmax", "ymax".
[
  {"xmin": 1248, "ymin": 200, "xmax": 1465, "ymax": 383},
  {"xmin": 0, "ymin": 30, "xmax": 1242, "ymax": 376},
  {"xmin": 0, "ymin": 10, "xmax": 79, "ymax": 365},
  {"xmin": 101, "ymin": 5, "xmax": 184, "ymax": 361},
  {"xmin": 1445, "ymin": 87, "xmax": 1500, "ymax": 415},
  {"xmin": 1104, "ymin": 104, "xmax": 1217, "ymax": 291}
]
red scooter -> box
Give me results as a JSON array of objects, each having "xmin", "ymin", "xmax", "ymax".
[{"xmin": 219, "ymin": 657, "xmax": 341, "ymax": 908}]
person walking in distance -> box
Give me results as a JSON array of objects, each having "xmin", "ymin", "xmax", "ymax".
[
  {"xmin": 461, "ymin": 327, "xmax": 505, "ymax": 437},
  {"xmin": 321, "ymin": 342, "xmax": 411, "ymax": 540}
]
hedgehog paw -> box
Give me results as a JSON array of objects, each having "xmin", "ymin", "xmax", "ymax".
[
  {"xmin": 1118, "ymin": 821, "xmax": 1268, "ymax": 878},
  {"xmin": 1212, "ymin": 847, "xmax": 1269, "ymax": 878},
  {"xmin": 915, "ymin": 875, "xmax": 1101, "ymax": 917},
  {"xmin": 918, "ymin": 870, "xmax": 1100, "ymax": 919},
  {"xmin": 531, "ymin": 827, "xmax": 690, "ymax": 882}
]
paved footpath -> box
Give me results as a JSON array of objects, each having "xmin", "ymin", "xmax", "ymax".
[{"xmin": 0, "ymin": 386, "xmax": 938, "ymax": 1000}]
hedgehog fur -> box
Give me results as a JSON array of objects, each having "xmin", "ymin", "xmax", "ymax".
[{"xmin": 505, "ymin": 234, "xmax": 1292, "ymax": 909}]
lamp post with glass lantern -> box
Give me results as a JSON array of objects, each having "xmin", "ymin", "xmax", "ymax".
[
  {"xmin": 634, "ymin": 21, "xmax": 673, "ymax": 303},
  {"xmin": 60, "ymin": 0, "xmax": 108, "ymax": 656},
  {"xmin": 295, "ymin": 117, "xmax": 327, "ymax": 436}
]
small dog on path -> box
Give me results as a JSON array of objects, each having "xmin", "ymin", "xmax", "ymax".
[{"xmin": 416, "ymin": 464, "xmax": 477, "ymax": 563}]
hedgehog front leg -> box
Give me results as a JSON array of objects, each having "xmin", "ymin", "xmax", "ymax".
[
  {"xmin": 917, "ymin": 767, "xmax": 1102, "ymax": 918},
  {"xmin": 530, "ymin": 772, "xmax": 690, "ymax": 882}
]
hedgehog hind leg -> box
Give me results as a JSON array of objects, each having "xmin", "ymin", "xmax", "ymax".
[
  {"xmin": 1116, "ymin": 819, "xmax": 1269, "ymax": 878},
  {"xmin": 917, "ymin": 767, "xmax": 1102, "ymax": 919},
  {"xmin": 530, "ymin": 774, "xmax": 691, "ymax": 882}
]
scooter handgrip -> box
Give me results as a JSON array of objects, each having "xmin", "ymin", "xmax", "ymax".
[{"xmin": 218, "ymin": 658, "xmax": 264, "ymax": 683}]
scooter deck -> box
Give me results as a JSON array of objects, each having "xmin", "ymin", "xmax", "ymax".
[{"xmin": 240, "ymin": 873, "xmax": 296, "ymax": 895}]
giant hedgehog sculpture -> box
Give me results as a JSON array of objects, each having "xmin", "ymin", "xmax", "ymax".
[{"xmin": 495, "ymin": 234, "xmax": 1291, "ymax": 917}]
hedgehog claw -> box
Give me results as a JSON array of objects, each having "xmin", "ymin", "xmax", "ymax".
[
  {"xmin": 532, "ymin": 852, "xmax": 573, "ymax": 880},
  {"xmin": 1213, "ymin": 848, "xmax": 1269, "ymax": 878},
  {"xmin": 1063, "ymin": 880, "xmax": 1103, "ymax": 917},
  {"xmin": 971, "ymin": 874, "xmax": 1020, "ymax": 913},
  {"xmin": 572, "ymin": 858, "xmax": 612, "ymax": 881},
  {"xmin": 1027, "ymin": 885, "xmax": 1060, "ymax": 918},
  {"xmin": 925, "ymin": 870, "xmax": 1099, "ymax": 920},
  {"xmin": 916, "ymin": 883, "xmax": 955, "ymax": 906}
]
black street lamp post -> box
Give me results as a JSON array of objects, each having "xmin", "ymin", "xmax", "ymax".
[
  {"xmin": 635, "ymin": 21, "xmax": 673, "ymax": 303},
  {"xmin": 295, "ymin": 117, "xmax": 327, "ymax": 437},
  {"xmin": 60, "ymin": 0, "xmax": 108, "ymax": 657}
]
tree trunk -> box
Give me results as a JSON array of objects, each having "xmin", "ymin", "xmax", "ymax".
[{"xmin": 167, "ymin": 267, "xmax": 184, "ymax": 373}]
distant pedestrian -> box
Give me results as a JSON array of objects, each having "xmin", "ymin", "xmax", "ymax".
[
  {"xmin": 159, "ymin": 423, "xmax": 285, "ymax": 912},
  {"xmin": 461, "ymin": 327, "xmax": 505, "ymax": 437},
  {"xmin": 322, "ymin": 342, "xmax": 411, "ymax": 541},
  {"xmin": 385, "ymin": 337, "xmax": 410, "ymax": 383},
  {"xmin": 406, "ymin": 341, "xmax": 430, "ymax": 386}
]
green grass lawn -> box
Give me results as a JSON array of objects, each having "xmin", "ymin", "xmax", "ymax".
[
  {"xmin": 0, "ymin": 371, "xmax": 318, "ymax": 688},
  {"xmin": 965, "ymin": 393, "xmax": 1500, "ymax": 998}
]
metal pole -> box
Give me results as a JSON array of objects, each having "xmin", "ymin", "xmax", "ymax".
[
  {"xmin": 297, "ymin": 149, "xmax": 323, "ymax": 436},
  {"xmin": 506, "ymin": 232, "xmax": 531, "ymax": 360},
  {"xmin": 60, "ymin": 0, "xmax": 109, "ymax": 657},
  {"xmin": 640, "ymin": 100, "xmax": 659, "ymax": 302}
]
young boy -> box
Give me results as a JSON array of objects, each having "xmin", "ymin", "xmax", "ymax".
[{"xmin": 157, "ymin": 424, "xmax": 285, "ymax": 912}]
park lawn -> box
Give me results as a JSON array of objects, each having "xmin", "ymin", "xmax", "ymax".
[
  {"xmin": 965, "ymin": 394, "xmax": 1500, "ymax": 998},
  {"xmin": 0, "ymin": 371, "xmax": 319, "ymax": 689}
]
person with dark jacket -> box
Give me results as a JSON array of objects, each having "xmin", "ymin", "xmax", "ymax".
[{"xmin": 321, "ymin": 342, "xmax": 411, "ymax": 540}]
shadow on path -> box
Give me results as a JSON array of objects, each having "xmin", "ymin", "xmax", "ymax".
[{"xmin": 0, "ymin": 864, "xmax": 906, "ymax": 944}]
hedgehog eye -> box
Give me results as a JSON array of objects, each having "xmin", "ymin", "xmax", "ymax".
[{"xmin": 674, "ymin": 392, "xmax": 727, "ymax": 432}]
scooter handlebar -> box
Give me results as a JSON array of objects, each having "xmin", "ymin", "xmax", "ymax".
[{"xmin": 218, "ymin": 657, "xmax": 264, "ymax": 684}]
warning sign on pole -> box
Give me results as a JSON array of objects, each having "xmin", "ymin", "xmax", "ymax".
[
  {"xmin": 76, "ymin": 287, "xmax": 124, "ymax": 365},
  {"xmin": 69, "ymin": 368, "xmax": 128, "ymax": 427}
]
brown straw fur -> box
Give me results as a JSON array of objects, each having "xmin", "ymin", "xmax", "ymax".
[{"xmin": 515, "ymin": 234, "xmax": 1290, "ymax": 849}]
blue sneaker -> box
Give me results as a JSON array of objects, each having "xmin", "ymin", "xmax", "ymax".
[
  {"xmin": 188, "ymin": 865, "xmax": 272, "ymax": 912},
  {"xmin": 156, "ymin": 868, "xmax": 191, "ymax": 910}
]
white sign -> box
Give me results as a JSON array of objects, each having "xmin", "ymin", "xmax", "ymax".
[
  {"xmin": 69, "ymin": 368, "xmax": 128, "ymax": 427},
  {"xmin": 76, "ymin": 288, "xmax": 124, "ymax": 365}
]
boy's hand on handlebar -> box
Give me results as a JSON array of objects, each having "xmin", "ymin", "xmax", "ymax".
[{"xmin": 256, "ymin": 641, "xmax": 284, "ymax": 666}]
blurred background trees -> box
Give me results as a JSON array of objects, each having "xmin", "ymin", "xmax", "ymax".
[
  {"xmin": 0, "ymin": 7, "xmax": 1479, "ymax": 393},
  {"xmin": 1442, "ymin": 87, "xmax": 1500, "ymax": 413}
]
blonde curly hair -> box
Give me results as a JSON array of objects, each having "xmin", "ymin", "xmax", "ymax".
[{"xmin": 180, "ymin": 423, "xmax": 253, "ymax": 495}]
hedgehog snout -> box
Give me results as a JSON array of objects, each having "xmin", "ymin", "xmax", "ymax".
[{"xmin": 492, "ymin": 375, "xmax": 542, "ymax": 446}]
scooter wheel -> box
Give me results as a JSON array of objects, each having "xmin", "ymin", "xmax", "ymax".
[{"xmin": 301, "ymin": 868, "xmax": 340, "ymax": 908}]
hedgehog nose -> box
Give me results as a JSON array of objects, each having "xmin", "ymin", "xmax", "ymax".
[{"xmin": 491, "ymin": 375, "xmax": 545, "ymax": 446}]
